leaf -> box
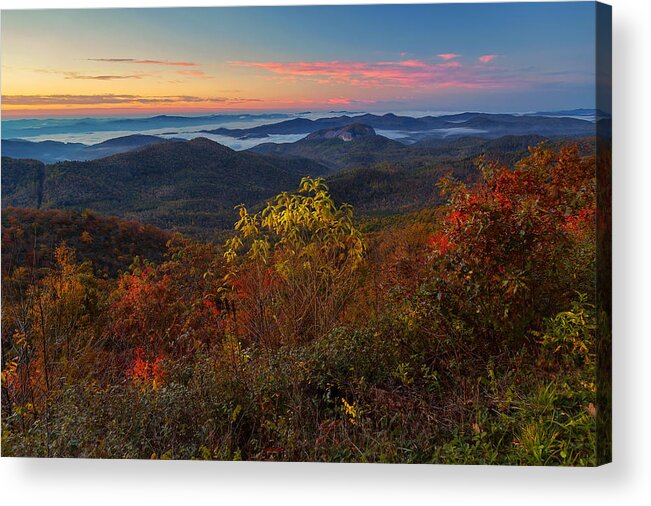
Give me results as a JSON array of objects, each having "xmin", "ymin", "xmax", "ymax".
[{"xmin": 231, "ymin": 404, "xmax": 242, "ymax": 422}]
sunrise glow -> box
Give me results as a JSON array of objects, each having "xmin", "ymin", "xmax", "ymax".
[{"xmin": 1, "ymin": 4, "xmax": 597, "ymax": 118}]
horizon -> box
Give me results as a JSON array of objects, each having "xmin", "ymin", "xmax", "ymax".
[
  {"xmin": 1, "ymin": 106, "xmax": 600, "ymax": 123},
  {"xmin": 0, "ymin": 106, "xmax": 602, "ymax": 152},
  {"xmin": 1, "ymin": 3, "xmax": 601, "ymax": 118}
]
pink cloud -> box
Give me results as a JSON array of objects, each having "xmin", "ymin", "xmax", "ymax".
[
  {"xmin": 177, "ymin": 69, "xmax": 212, "ymax": 78},
  {"xmin": 271, "ymin": 97, "xmax": 378, "ymax": 107},
  {"xmin": 478, "ymin": 55, "xmax": 497, "ymax": 63},
  {"xmin": 438, "ymin": 53, "xmax": 461, "ymax": 61},
  {"xmin": 393, "ymin": 59, "xmax": 429, "ymax": 68},
  {"xmin": 229, "ymin": 58, "xmax": 513, "ymax": 90},
  {"xmin": 438, "ymin": 61, "xmax": 463, "ymax": 69},
  {"xmin": 325, "ymin": 98, "xmax": 353, "ymax": 105}
]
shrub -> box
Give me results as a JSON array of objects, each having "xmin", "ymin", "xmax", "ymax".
[
  {"xmin": 423, "ymin": 144, "xmax": 596, "ymax": 348},
  {"xmin": 538, "ymin": 292, "xmax": 596, "ymax": 366}
]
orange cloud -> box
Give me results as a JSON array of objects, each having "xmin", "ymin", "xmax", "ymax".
[
  {"xmin": 2, "ymin": 94, "xmax": 243, "ymax": 106},
  {"xmin": 88, "ymin": 58, "xmax": 199, "ymax": 67},
  {"xmin": 137, "ymin": 60, "xmax": 198, "ymax": 66},
  {"xmin": 438, "ymin": 53, "xmax": 461, "ymax": 61},
  {"xmin": 478, "ymin": 55, "xmax": 497, "ymax": 63},
  {"xmin": 63, "ymin": 72, "xmax": 144, "ymax": 80},
  {"xmin": 34, "ymin": 68, "xmax": 147, "ymax": 80}
]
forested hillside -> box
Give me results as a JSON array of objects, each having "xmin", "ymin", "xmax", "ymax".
[
  {"xmin": 2, "ymin": 207, "xmax": 172, "ymax": 278},
  {"xmin": 2, "ymin": 134, "xmax": 597, "ymax": 237},
  {"xmin": 2, "ymin": 138, "xmax": 330, "ymax": 238}
]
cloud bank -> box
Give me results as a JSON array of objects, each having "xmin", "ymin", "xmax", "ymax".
[{"xmin": 230, "ymin": 58, "xmax": 510, "ymax": 89}]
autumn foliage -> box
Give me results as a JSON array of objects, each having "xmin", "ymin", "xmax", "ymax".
[
  {"xmin": 223, "ymin": 177, "xmax": 365, "ymax": 348},
  {"xmin": 2, "ymin": 144, "xmax": 602, "ymax": 464},
  {"xmin": 426, "ymin": 144, "xmax": 596, "ymax": 344}
]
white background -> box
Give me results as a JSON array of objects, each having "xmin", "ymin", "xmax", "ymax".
[{"xmin": 0, "ymin": 0, "xmax": 649, "ymax": 504}]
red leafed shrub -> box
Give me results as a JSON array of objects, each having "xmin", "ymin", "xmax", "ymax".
[
  {"xmin": 562, "ymin": 205, "xmax": 595, "ymax": 237},
  {"xmin": 129, "ymin": 346, "xmax": 165, "ymax": 388},
  {"xmin": 428, "ymin": 231, "xmax": 454, "ymax": 256},
  {"xmin": 105, "ymin": 267, "xmax": 180, "ymax": 351},
  {"xmin": 426, "ymin": 144, "xmax": 596, "ymax": 345},
  {"xmin": 104, "ymin": 239, "xmax": 227, "ymax": 356}
]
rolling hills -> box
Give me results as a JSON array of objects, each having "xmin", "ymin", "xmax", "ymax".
[
  {"xmin": 250, "ymin": 125, "xmax": 549, "ymax": 171},
  {"xmin": 322, "ymin": 134, "xmax": 594, "ymax": 216},
  {"xmin": 2, "ymin": 137, "xmax": 330, "ymax": 239},
  {"xmin": 2, "ymin": 130, "xmax": 596, "ymax": 239}
]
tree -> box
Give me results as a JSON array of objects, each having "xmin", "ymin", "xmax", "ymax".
[
  {"xmin": 224, "ymin": 177, "xmax": 365, "ymax": 347},
  {"xmin": 27, "ymin": 244, "xmax": 97, "ymax": 395}
]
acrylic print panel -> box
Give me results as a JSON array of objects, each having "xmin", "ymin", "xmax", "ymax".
[{"xmin": 0, "ymin": 2, "xmax": 611, "ymax": 465}]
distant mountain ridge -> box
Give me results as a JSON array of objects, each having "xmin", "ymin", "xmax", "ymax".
[
  {"xmin": 1, "ymin": 134, "xmax": 178, "ymax": 163},
  {"xmin": 201, "ymin": 111, "xmax": 596, "ymax": 142},
  {"xmin": 1, "ymin": 112, "xmax": 295, "ymax": 139},
  {"xmin": 526, "ymin": 108, "xmax": 610, "ymax": 118},
  {"xmin": 249, "ymin": 126, "xmax": 551, "ymax": 171},
  {"xmin": 2, "ymin": 111, "xmax": 605, "ymax": 159}
]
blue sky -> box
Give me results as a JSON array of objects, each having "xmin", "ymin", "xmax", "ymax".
[{"xmin": 1, "ymin": 2, "xmax": 600, "ymax": 117}]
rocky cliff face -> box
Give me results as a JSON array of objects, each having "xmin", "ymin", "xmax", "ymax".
[{"xmin": 305, "ymin": 123, "xmax": 376, "ymax": 142}]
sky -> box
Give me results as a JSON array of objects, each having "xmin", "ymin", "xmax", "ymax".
[{"xmin": 1, "ymin": 3, "xmax": 599, "ymax": 118}]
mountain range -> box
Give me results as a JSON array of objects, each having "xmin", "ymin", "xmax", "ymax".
[
  {"xmin": 525, "ymin": 108, "xmax": 610, "ymax": 118},
  {"xmin": 1, "ymin": 110, "xmax": 606, "ymax": 164},
  {"xmin": 2, "ymin": 137, "xmax": 329, "ymax": 238},
  {"xmin": 249, "ymin": 124, "xmax": 550, "ymax": 171},
  {"xmin": 2, "ymin": 130, "xmax": 589, "ymax": 239},
  {"xmin": 1, "ymin": 109, "xmax": 604, "ymax": 240},
  {"xmin": 201, "ymin": 111, "xmax": 596, "ymax": 142},
  {"xmin": 0, "ymin": 113, "xmax": 294, "ymax": 139},
  {"xmin": 250, "ymin": 125, "xmax": 407, "ymax": 170}
]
